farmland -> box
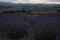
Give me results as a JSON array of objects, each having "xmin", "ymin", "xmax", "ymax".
[
  {"xmin": 0, "ymin": 3, "xmax": 60, "ymax": 40},
  {"xmin": 0, "ymin": 13, "xmax": 60, "ymax": 40}
]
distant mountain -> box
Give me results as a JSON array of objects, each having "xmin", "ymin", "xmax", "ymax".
[
  {"xmin": 0, "ymin": 2, "xmax": 15, "ymax": 6},
  {"xmin": 0, "ymin": 2, "xmax": 43, "ymax": 8},
  {"xmin": 0, "ymin": 2, "xmax": 60, "ymax": 8}
]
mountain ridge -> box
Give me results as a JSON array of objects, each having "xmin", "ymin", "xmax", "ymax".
[{"xmin": 0, "ymin": 2, "xmax": 60, "ymax": 8}]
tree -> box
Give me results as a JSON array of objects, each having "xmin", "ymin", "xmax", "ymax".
[
  {"xmin": 21, "ymin": 9, "xmax": 26, "ymax": 12},
  {"xmin": 57, "ymin": 9, "xmax": 60, "ymax": 12}
]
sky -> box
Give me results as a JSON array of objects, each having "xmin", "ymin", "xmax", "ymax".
[{"xmin": 0, "ymin": 0, "xmax": 60, "ymax": 4}]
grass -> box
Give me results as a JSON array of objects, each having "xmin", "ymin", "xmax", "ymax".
[{"xmin": 32, "ymin": 28, "xmax": 56, "ymax": 40}]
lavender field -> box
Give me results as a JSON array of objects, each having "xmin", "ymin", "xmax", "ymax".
[{"xmin": 0, "ymin": 13, "xmax": 60, "ymax": 40}]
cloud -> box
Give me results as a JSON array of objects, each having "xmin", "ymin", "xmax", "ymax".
[
  {"xmin": 48, "ymin": 0, "xmax": 60, "ymax": 2},
  {"xmin": 0, "ymin": 0, "xmax": 48, "ymax": 3},
  {"xmin": 0, "ymin": 0, "xmax": 60, "ymax": 3}
]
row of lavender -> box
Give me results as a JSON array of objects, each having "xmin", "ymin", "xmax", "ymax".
[{"xmin": 0, "ymin": 13, "xmax": 60, "ymax": 40}]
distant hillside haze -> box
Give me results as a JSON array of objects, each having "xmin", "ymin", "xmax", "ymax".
[
  {"xmin": 0, "ymin": 2, "xmax": 60, "ymax": 8},
  {"xmin": 0, "ymin": 2, "xmax": 16, "ymax": 6}
]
